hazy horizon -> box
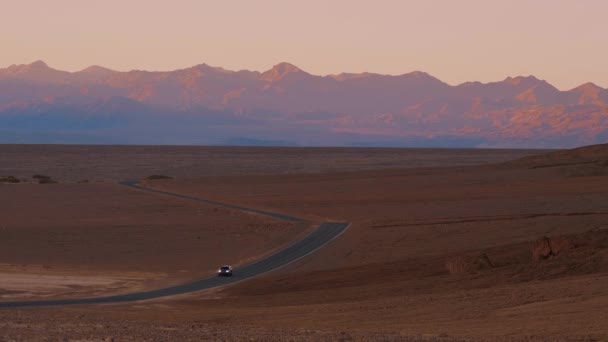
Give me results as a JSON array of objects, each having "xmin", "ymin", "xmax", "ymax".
[
  {"xmin": 2, "ymin": 0, "xmax": 607, "ymax": 89},
  {"xmin": 2, "ymin": 0, "xmax": 608, "ymax": 149}
]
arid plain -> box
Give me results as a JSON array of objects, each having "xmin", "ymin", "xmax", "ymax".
[{"xmin": 2, "ymin": 145, "xmax": 608, "ymax": 341}]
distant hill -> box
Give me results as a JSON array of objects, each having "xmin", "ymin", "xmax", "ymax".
[
  {"xmin": 1, "ymin": 61, "xmax": 607, "ymax": 147},
  {"xmin": 510, "ymin": 143, "xmax": 608, "ymax": 168},
  {"xmin": 223, "ymin": 138, "xmax": 299, "ymax": 147}
]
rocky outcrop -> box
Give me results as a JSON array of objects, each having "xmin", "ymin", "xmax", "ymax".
[
  {"xmin": 532, "ymin": 236, "xmax": 575, "ymax": 261},
  {"xmin": 446, "ymin": 252, "xmax": 495, "ymax": 275}
]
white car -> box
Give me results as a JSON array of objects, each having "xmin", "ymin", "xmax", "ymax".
[{"xmin": 217, "ymin": 265, "xmax": 233, "ymax": 277}]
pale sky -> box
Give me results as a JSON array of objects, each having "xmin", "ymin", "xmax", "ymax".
[{"xmin": 1, "ymin": 0, "xmax": 607, "ymax": 89}]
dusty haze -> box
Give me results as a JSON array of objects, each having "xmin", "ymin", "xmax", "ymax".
[{"xmin": 1, "ymin": 0, "xmax": 607, "ymax": 89}]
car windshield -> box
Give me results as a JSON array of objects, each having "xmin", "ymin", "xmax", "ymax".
[{"xmin": 221, "ymin": 266, "xmax": 230, "ymax": 270}]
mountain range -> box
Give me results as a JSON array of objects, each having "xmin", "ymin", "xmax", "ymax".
[{"xmin": 1, "ymin": 60, "xmax": 607, "ymax": 147}]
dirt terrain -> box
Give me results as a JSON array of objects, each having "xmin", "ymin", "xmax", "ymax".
[
  {"xmin": 0, "ymin": 182, "xmax": 303, "ymax": 301},
  {"xmin": 1, "ymin": 145, "xmax": 608, "ymax": 341},
  {"xmin": 0, "ymin": 144, "xmax": 545, "ymax": 182}
]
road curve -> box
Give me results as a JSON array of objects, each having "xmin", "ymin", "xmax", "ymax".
[{"xmin": 0, "ymin": 182, "xmax": 349, "ymax": 309}]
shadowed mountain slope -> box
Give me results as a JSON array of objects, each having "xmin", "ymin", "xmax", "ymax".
[{"xmin": 1, "ymin": 61, "xmax": 607, "ymax": 147}]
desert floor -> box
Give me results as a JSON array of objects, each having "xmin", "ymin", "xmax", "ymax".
[
  {"xmin": 1, "ymin": 145, "xmax": 607, "ymax": 341},
  {"xmin": 0, "ymin": 145, "xmax": 546, "ymax": 182}
]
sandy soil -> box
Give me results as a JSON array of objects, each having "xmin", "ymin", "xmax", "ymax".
[
  {"xmin": 0, "ymin": 144, "xmax": 546, "ymax": 182},
  {"xmin": 2, "ymin": 145, "xmax": 608, "ymax": 341},
  {"xmin": 0, "ymin": 268, "xmax": 153, "ymax": 300},
  {"xmin": 141, "ymin": 146, "xmax": 608, "ymax": 340},
  {"xmin": 0, "ymin": 183, "xmax": 303, "ymax": 300}
]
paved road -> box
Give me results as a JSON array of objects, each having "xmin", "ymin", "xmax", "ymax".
[{"xmin": 0, "ymin": 182, "xmax": 349, "ymax": 308}]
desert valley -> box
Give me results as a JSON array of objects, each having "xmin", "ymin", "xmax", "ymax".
[
  {"xmin": 1, "ymin": 144, "xmax": 608, "ymax": 341},
  {"xmin": 3, "ymin": 1, "xmax": 608, "ymax": 340}
]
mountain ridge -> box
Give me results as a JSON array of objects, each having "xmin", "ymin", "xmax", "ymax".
[
  {"xmin": 3, "ymin": 60, "xmax": 604, "ymax": 90},
  {"xmin": 1, "ymin": 60, "xmax": 607, "ymax": 148}
]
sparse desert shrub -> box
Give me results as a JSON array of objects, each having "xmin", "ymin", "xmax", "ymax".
[
  {"xmin": 145, "ymin": 175, "xmax": 173, "ymax": 180},
  {"xmin": 0, "ymin": 176, "xmax": 20, "ymax": 184},
  {"xmin": 32, "ymin": 175, "xmax": 57, "ymax": 184},
  {"xmin": 446, "ymin": 252, "xmax": 494, "ymax": 275},
  {"xmin": 532, "ymin": 236, "xmax": 575, "ymax": 261}
]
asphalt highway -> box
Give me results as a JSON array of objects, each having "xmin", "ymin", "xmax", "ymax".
[{"xmin": 0, "ymin": 182, "xmax": 349, "ymax": 308}]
